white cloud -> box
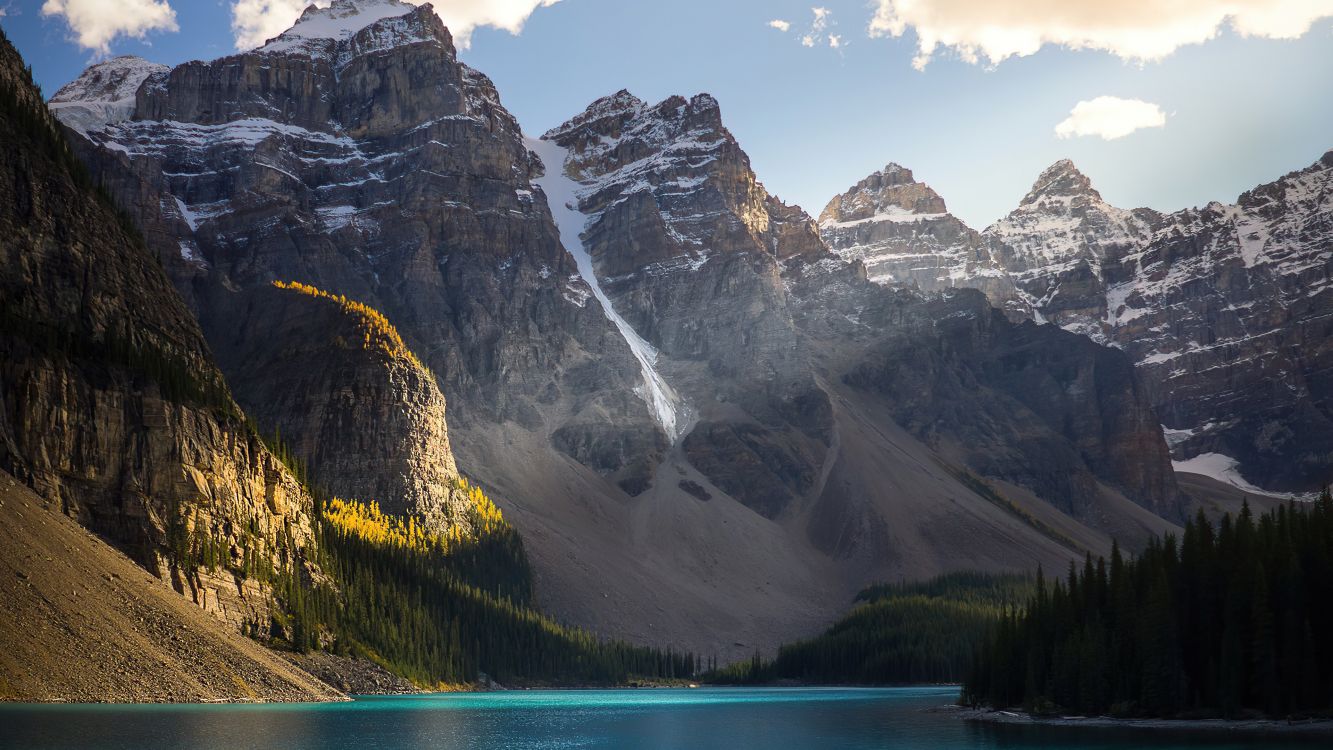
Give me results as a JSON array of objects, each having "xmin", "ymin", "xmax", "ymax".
[
  {"xmin": 791, "ymin": 6, "xmax": 838, "ymax": 49},
  {"xmin": 1054, "ymin": 96, "xmax": 1167, "ymax": 140},
  {"xmin": 768, "ymin": 19, "xmax": 791, "ymax": 32},
  {"xmin": 869, "ymin": 0, "xmax": 1333, "ymax": 70},
  {"xmin": 231, "ymin": 0, "xmax": 561, "ymax": 51},
  {"xmin": 40, "ymin": 0, "xmax": 178, "ymax": 54}
]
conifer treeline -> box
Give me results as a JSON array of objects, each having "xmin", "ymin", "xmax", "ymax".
[
  {"xmin": 710, "ymin": 573, "xmax": 1031, "ymax": 685},
  {"xmin": 224, "ymin": 470, "xmax": 697, "ymax": 687},
  {"xmin": 964, "ymin": 491, "xmax": 1333, "ymax": 718},
  {"xmin": 312, "ymin": 511, "xmax": 695, "ymax": 686}
]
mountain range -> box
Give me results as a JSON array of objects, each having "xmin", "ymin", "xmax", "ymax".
[
  {"xmin": 820, "ymin": 151, "xmax": 1333, "ymax": 496},
  {"xmin": 2, "ymin": 0, "xmax": 1325, "ymax": 694}
]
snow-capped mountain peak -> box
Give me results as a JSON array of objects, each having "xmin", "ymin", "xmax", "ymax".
[
  {"xmin": 1020, "ymin": 158, "xmax": 1101, "ymax": 205},
  {"xmin": 256, "ymin": 0, "xmax": 437, "ymax": 56},
  {"xmin": 47, "ymin": 56, "xmax": 168, "ymax": 133},
  {"xmin": 818, "ymin": 162, "xmax": 1018, "ymax": 308}
]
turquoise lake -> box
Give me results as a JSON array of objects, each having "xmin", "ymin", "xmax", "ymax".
[{"xmin": 0, "ymin": 687, "xmax": 1324, "ymax": 749}]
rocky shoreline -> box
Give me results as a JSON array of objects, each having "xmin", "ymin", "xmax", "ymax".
[{"xmin": 956, "ymin": 706, "xmax": 1333, "ymax": 736}]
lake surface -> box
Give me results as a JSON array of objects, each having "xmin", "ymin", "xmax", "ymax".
[{"xmin": 0, "ymin": 686, "xmax": 1324, "ymax": 750}]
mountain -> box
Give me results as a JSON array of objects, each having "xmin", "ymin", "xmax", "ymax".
[
  {"xmin": 0, "ymin": 29, "xmax": 321, "ymax": 633},
  {"xmin": 53, "ymin": 0, "xmax": 1185, "ymax": 659},
  {"xmin": 825, "ymin": 155, "xmax": 1332, "ymax": 494},
  {"xmin": 981, "ymin": 159, "xmax": 1160, "ymax": 339},
  {"xmin": 535, "ymin": 87, "xmax": 1184, "ymax": 605},
  {"xmin": 818, "ymin": 163, "xmax": 1020, "ymax": 314},
  {"xmin": 1097, "ymin": 157, "xmax": 1333, "ymax": 493},
  {"xmin": 5, "ymin": 17, "xmax": 689, "ymax": 693}
]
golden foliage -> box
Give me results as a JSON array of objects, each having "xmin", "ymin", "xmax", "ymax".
[
  {"xmin": 457, "ymin": 476, "xmax": 506, "ymax": 535},
  {"xmin": 322, "ymin": 477, "xmax": 509, "ymax": 555},
  {"xmin": 272, "ymin": 280, "xmax": 425, "ymax": 370}
]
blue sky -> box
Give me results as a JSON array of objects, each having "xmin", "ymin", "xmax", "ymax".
[{"xmin": 5, "ymin": 0, "xmax": 1332, "ymax": 228}]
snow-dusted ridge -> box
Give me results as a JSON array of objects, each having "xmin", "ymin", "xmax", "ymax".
[
  {"xmin": 48, "ymin": 56, "xmax": 168, "ymax": 134},
  {"xmin": 527, "ymin": 136, "xmax": 689, "ymax": 442},
  {"xmin": 256, "ymin": 0, "xmax": 422, "ymax": 51}
]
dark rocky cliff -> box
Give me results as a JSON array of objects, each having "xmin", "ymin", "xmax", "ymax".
[{"xmin": 0, "ymin": 31, "xmax": 319, "ymax": 629}]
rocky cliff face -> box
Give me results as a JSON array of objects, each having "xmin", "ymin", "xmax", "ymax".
[
  {"xmin": 54, "ymin": 0, "xmax": 662, "ymax": 494},
  {"xmin": 205, "ymin": 281, "xmax": 475, "ymax": 532},
  {"xmin": 542, "ymin": 90, "xmax": 832, "ymax": 517},
  {"xmin": 543, "ymin": 91, "xmax": 1183, "ymax": 527},
  {"xmin": 1095, "ymin": 156, "xmax": 1333, "ymax": 491},
  {"xmin": 819, "ymin": 164, "xmax": 1019, "ymax": 313},
  {"xmin": 826, "ymin": 156, "xmax": 1332, "ymax": 493},
  {"xmin": 982, "ymin": 160, "xmax": 1160, "ymax": 338},
  {"xmin": 0, "ymin": 32, "xmax": 318, "ymax": 630}
]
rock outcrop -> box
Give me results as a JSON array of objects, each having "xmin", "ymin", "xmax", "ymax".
[
  {"xmin": 0, "ymin": 31, "xmax": 319, "ymax": 631},
  {"xmin": 205, "ymin": 281, "xmax": 474, "ymax": 531}
]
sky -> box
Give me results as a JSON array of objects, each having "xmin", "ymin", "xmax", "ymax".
[{"xmin": 4, "ymin": 0, "xmax": 1332, "ymax": 229}]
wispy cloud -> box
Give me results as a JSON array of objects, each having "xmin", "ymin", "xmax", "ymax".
[
  {"xmin": 768, "ymin": 19, "xmax": 791, "ymax": 32},
  {"xmin": 231, "ymin": 0, "xmax": 562, "ymax": 51},
  {"xmin": 869, "ymin": 0, "xmax": 1333, "ymax": 70},
  {"xmin": 1055, "ymin": 96, "xmax": 1167, "ymax": 140},
  {"xmin": 40, "ymin": 0, "xmax": 179, "ymax": 55},
  {"xmin": 793, "ymin": 6, "xmax": 840, "ymax": 49}
]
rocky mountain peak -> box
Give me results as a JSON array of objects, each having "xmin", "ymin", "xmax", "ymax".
[
  {"xmin": 258, "ymin": 0, "xmax": 431, "ymax": 48},
  {"xmin": 47, "ymin": 55, "xmax": 167, "ymax": 133},
  {"xmin": 546, "ymin": 89, "xmax": 727, "ymax": 152},
  {"xmin": 876, "ymin": 162, "xmax": 916, "ymax": 184},
  {"xmin": 254, "ymin": 0, "xmax": 448, "ymax": 63},
  {"xmin": 818, "ymin": 161, "xmax": 948, "ymax": 226},
  {"xmin": 816, "ymin": 161, "xmax": 1021, "ymax": 313},
  {"xmin": 1021, "ymin": 158, "xmax": 1101, "ymax": 206}
]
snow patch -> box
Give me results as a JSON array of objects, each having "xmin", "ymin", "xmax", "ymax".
[
  {"xmin": 1172, "ymin": 453, "xmax": 1292, "ymax": 499},
  {"xmin": 527, "ymin": 135, "xmax": 687, "ymax": 442},
  {"xmin": 257, "ymin": 0, "xmax": 419, "ymax": 52},
  {"xmin": 819, "ymin": 207, "xmax": 948, "ymax": 229},
  {"xmin": 48, "ymin": 56, "xmax": 168, "ymax": 134}
]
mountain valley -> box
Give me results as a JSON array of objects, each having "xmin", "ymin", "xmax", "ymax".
[{"xmin": 0, "ymin": 0, "xmax": 1325, "ymax": 701}]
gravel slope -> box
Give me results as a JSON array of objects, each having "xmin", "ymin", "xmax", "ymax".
[{"xmin": 0, "ymin": 471, "xmax": 344, "ymax": 703}]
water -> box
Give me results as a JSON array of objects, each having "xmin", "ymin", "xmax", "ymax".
[
  {"xmin": 0, "ymin": 687, "xmax": 1323, "ymax": 750},
  {"xmin": 525, "ymin": 135, "xmax": 688, "ymax": 442}
]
